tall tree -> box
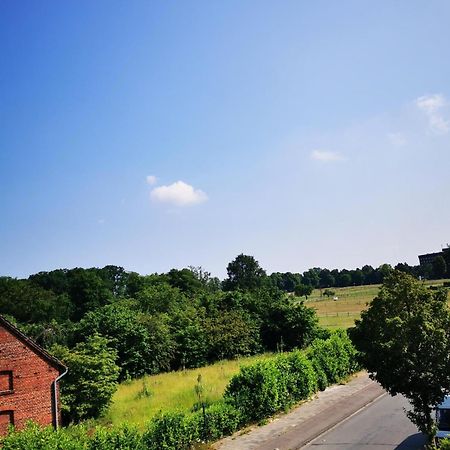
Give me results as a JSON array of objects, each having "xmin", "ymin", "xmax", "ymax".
[
  {"xmin": 52, "ymin": 334, "xmax": 120, "ymax": 423},
  {"xmin": 223, "ymin": 254, "xmax": 267, "ymax": 291},
  {"xmin": 353, "ymin": 271, "xmax": 450, "ymax": 442}
]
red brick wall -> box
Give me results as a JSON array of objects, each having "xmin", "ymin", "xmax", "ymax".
[{"xmin": 0, "ymin": 324, "xmax": 60, "ymax": 434}]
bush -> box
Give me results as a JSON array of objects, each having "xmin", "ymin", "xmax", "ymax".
[
  {"xmin": 0, "ymin": 423, "xmax": 88, "ymax": 450},
  {"xmin": 143, "ymin": 411, "xmax": 197, "ymax": 450},
  {"xmin": 224, "ymin": 359, "xmax": 286, "ymax": 422},
  {"xmin": 284, "ymin": 351, "xmax": 318, "ymax": 401},
  {"xmin": 225, "ymin": 331, "xmax": 359, "ymax": 424},
  {"xmin": 186, "ymin": 401, "xmax": 243, "ymax": 442},
  {"xmin": 307, "ymin": 331, "xmax": 358, "ymax": 386},
  {"xmin": 88, "ymin": 425, "xmax": 144, "ymax": 450}
]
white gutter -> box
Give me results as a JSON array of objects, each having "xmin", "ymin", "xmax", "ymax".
[{"xmin": 53, "ymin": 368, "xmax": 68, "ymax": 429}]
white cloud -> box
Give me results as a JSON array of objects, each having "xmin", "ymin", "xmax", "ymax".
[
  {"xmin": 150, "ymin": 180, "xmax": 208, "ymax": 206},
  {"xmin": 415, "ymin": 94, "xmax": 449, "ymax": 134},
  {"xmin": 416, "ymin": 94, "xmax": 445, "ymax": 114},
  {"xmin": 310, "ymin": 149, "xmax": 343, "ymax": 162},
  {"xmin": 387, "ymin": 132, "xmax": 407, "ymax": 146},
  {"xmin": 428, "ymin": 114, "xmax": 450, "ymax": 134},
  {"xmin": 146, "ymin": 175, "xmax": 158, "ymax": 185}
]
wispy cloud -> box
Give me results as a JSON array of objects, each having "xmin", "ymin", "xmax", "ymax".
[
  {"xmin": 146, "ymin": 175, "xmax": 158, "ymax": 185},
  {"xmin": 310, "ymin": 149, "xmax": 344, "ymax": 162},
  {"xmin": 415, "ymin": 94, "xmax": 449, "ymax": 134},
  {"xmin": 150, "ymin": 181, "xmax": 208, "ymax": 206}
]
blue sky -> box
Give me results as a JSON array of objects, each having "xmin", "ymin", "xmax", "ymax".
[{"xmin": 1, "ymin": 1, "xmax": 449, "ymax": 278}]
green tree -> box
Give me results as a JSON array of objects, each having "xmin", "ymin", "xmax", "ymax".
[
  {"xmin": 75, "ymin": 303, "xmax": 173, "ymax": 378},
  {"xmin": 223, "ymin": 254, "xmax": 267, "ymax": 291},
  {"xmin": 204, "ymin": 310, "xmax": 261, "ymax": 360},
  {"xmin": 52, "ymin": 334, "xmax": 120, "ymax": 423},
  {"xmin": 294, "ymin": 283, "xmax": 313, "ymax": 300},
  {"xmin": 261, "ymin": 299, "xmax": 319, "ymax": 351},
  {"xmin": 353, "ymin": 271, "xmax": 450, "ymax": 442},
  {"xmin": 0, "ymin": 277, "xmax": 73, "ymax": 323}
]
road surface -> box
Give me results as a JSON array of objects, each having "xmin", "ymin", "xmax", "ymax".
[
  {"xmin": 214, "ymin": 373, "xmax": 427, "ymax": 450},
  {"xmin": 304, "ymin": 393, "xmax": 426, "ymax": 450}
]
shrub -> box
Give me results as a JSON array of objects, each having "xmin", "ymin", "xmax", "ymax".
[
  {"xmin": 186, "ymin": 401, "xmax": 242, "ymax": 442},
  {"xmin": 284, "ymin": 351, "xmax": 318, "ymax": 401},
  {"xmin": 225, "ymin": 331, "xmax": 359, "ymax": 424},
  {"xmin": 224, "ymin": 359, "xmax": 285, "ymax": 422},
  {"xmin": 307, "ymin": 331, "xmax": 358, "ymax": 386},
  {"xmin": 0, "ymin": 423, "xmax": 88, "ymax": 450},
  {"xmin": 88, "ymin": 425, "xmax": 144, "ymax": 450},
  {"xmin": 143, "ymin": 411, "xmax": 198, "ymax": 450}
]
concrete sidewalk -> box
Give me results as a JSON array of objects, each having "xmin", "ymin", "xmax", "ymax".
[{"xmin": 212, "ymin": 372, "xmax": 385, "ymax": 450}]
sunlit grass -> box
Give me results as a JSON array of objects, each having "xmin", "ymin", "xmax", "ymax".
[{"xmin": 102, "ymin": 353, "xmax": 273, "ymax": 429}]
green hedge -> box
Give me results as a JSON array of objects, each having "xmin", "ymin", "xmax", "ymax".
[
  {"xmin": 0, "ymin": 332, "xmax": 359, "ymax": 450},
  {"xmin": 224, "ymin": 331, "xmax": 358, "ymax": 423}
]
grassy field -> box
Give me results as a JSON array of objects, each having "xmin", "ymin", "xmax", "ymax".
[
  {"xmin": 104, "ymin": 279, "xmax": 449, "ymax": 428},
  {"xmin": 304, "ymin": 279, "xmax": 450, "ymax": 330},
  {"xmin": 103, "ymin": 353, "xmax": 273, "ymax": 429}
]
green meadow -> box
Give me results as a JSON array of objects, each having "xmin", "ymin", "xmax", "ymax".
[
  {"xmin": 103, "ymin": 353, "xmax": 273, "ymax": 429},
  {"xmin": 305, "ymin": 279, "xmax": 450, "ymax": 329}
]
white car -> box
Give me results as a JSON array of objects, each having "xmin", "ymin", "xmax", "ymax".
[{"xmin": 436, "ymin": 395, "xmax": 450, "ymax": 445}]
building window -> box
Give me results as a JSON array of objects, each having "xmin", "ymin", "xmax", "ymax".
[
  {"xmin": 0, "ymin": 410, "xmax": 14, "ymax": 434},
  {"xmin": 0, "ymin": 371, "xmax": 13, "ymax": 394}
]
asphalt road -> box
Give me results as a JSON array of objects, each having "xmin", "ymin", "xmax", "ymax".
[{"xmin": 303, "ymin": 393, "xmax": 427, "ymax": 450}]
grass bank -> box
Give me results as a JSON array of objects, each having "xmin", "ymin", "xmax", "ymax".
[{"xmin": 103, "ymin": 353, "xmax": 273, "ymax": 429}]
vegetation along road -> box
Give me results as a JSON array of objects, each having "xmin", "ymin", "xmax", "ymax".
[{"xmin": 214, "ymin": 373, "xmax": 426, "ymax": 450}]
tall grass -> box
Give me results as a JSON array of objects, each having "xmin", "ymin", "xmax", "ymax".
[{"xmin": 102, "ymin": 353, "xmax": 273, "ymax": 429}]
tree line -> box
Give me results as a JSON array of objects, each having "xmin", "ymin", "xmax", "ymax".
[{"xmin": 0, "ymin": 251, "xmax": 448, "ymax": 423}]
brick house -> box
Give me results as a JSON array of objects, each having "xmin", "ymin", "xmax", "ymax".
[{"xmin": 0, "ymin": 315, "xmax": 67, "ymax": 435}]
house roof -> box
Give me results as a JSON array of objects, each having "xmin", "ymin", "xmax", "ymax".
[{"xmin": 0, "ymin": 314, "xmax": 67, "ymax": 373}]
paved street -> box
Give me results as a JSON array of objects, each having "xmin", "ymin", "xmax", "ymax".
[
  {"xmin": 214, "ymin": 373, "xmax": 427, "ymax": 450},
  {"xmin": 304, "ymin": 393, "xmax": 426, "ymax": 450}
]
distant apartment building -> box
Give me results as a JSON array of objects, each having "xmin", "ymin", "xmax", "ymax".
[{"xmin": 418, "ymin": 251, "xmax": 443, "ymax": 266}]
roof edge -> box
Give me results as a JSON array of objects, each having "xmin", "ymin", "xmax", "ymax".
[{"xmin": 0, "ymin": 315, "xmax": 67, "ymax": 373}]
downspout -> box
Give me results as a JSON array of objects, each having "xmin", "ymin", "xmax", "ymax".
[{"xmin": 53, "ymin": 367, "xmax": 68, "ymax": 429}]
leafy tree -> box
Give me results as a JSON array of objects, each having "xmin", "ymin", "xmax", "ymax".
[
  {"xmin": 294, "ymin": 283, "xmax": 313, "ymax": 300},
  {"xmin": 170, "ymin": 305, "xmax": 208, "ymax": 369},
  {"xmin": 223, "ymin": 254, "xmax": 267, "ymax": 291},
  {"xmin": 167, "ymin": 268, "xmax": 203, "ymax": 296},
  {"xmin": 302, "ymin": 268, "xmax": 320, "ymax": 288},
  {"xmin": 0, "ymin": 277, "xmax": 73, "ymax": 323},
  {"xmin": 203, "ymin": 310, "xmax": 261, "ymax": 360},
  {"xmin": 353, "ymin": 271, "xmax": 450, "ymax": 442},
  {"xmin": 323, "ymin": 289, "xmax": 335, "ymax": 298},
  {"xmin": 319, "ymin": 269, "xmax": 335, "ymax": 288},
  {"xmin": 136, "ymin": 282, "xmax": 186, "ymax": 314},
  {"xmin": 188, "ymin": 266, "xmax": 222, "ymax": 293},
  {"xmin": 75, "ymin": 303, "xmax": 172, "ymax": 378},
  {"xmin": 261, "ymin": 299, "xmax": 319, "ymax": 351},
  {"xmin": 350, "ymin": 269, "xmax": 364, "ymax": 286},
  {"xmin": 97, "ymin": 265, "xmax": 129, "ymax": 297},
  {"xmin": 336, "ymin": 271, "xmax": 352, "ymax": 287},
  {"xmin": 67, "ymin": 268, "xmax": 113, "ymax": 319},
  {"xmin": 52, "ymin": 334, "xmax": 120, "ymax": 423},
  {"xmin": 377, "ymin": 263, "xmax": 393, "ymax": 282}
]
